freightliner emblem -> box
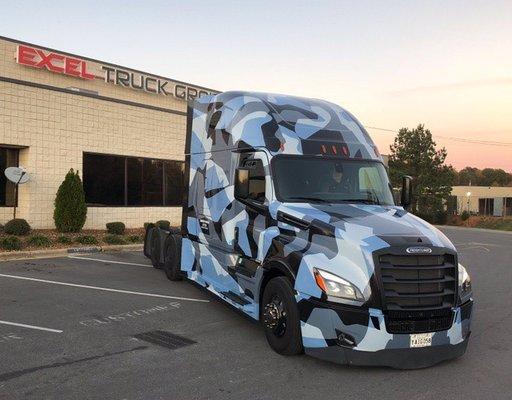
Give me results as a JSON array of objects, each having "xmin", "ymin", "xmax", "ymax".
[{"xmin": 406, "ymin": 246, "xmax": 433, "ymax": 254}]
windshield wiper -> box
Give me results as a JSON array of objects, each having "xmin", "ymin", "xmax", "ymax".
[
  {"xmin": 287, "ymin": 196, "xmax": 330, "ymax": 203},
  {"xmin": 338, "ymin": 198, "xmax": 380, "ymax": 205},
  {"xmin": 364, "ymin": 190, "xmax": 381, "ymax": 205}
]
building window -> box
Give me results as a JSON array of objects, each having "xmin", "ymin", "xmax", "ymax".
[
  {"xmin": 0, "ymin": 147, "xmax": 19, "ymax": 207},
  {"xmin": 83, "ymin": 153, "xmax": 183, "ymax": 207},
  {"xmin": 478, "ymin": 198, "xmax": 494, "ymax": 216},
  {"xmin": 505, "ymin": 198, "xmax": 512, "ymax": 217}
]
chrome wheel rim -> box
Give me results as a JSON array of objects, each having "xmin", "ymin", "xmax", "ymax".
[{"xmin": 263, "ymin": 295, "xmax": 287, "ymax": 337}]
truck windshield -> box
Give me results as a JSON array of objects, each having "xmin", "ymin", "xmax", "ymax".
[{"xmin": 272, "ymin": 156, "xmax": 395, "ymax": 206}]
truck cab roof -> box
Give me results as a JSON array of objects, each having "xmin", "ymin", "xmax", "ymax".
[{"xmin": 190, "ymin": 90, "xmax": 382, "ymax": 162}]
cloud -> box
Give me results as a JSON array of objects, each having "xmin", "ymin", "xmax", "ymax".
[{"xmin": 387, "ymin": 78, "xmax": 512, "ymax": 95}]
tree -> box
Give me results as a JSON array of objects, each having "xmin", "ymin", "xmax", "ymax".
[
  {"xmin": 455, "ymin": 167, "xmax": 512, "ymax": 186},
  {"xmin": 54, "ymin": 169, "xmax": 87, "ymax": 232},
  {"xmin": 455, "ymin": 167, "xmax": 482, "ymax": 186},
  {"xmin": 481, "ymin": 168, "xmax": 511, "ymax": 186},
  {"xmin": 389, "ymin": 125, "xmax": 455, "ymax": 218}
]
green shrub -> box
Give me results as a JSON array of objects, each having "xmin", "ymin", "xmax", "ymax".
[
  {"xmin": 143, "ymin": 222, "xmax": 152, "ymax": 230},
  {"xmin": 106, "ymin": 222, "xmax": 126, "ymax": 235},
  {"xmin": 4, "ymin": 219, "xmax": 31, "ymax": 236},
  {"xmin": 1, "ymin": 236, "xmax": 22, "ymax": 251},
  {"xmin": 461, "ymin": 211, "xmax": 470, "ymax": 221},
  {"xmin": 75, "ymin": 235, "xmax": 98, "ymax": 245},
  {"xmin": 415, "ymin": 213, "xmax": 433, "ymax": 223},
  {"xmin": 27, "ymin": 234, "xmax": 52, "ymax": 247},
  {"xmin": 103, "ymin": 234, "xmax": 126, "ymax": 245},
  {"xmin": 54, "ymin": 169, "xmax": 87, "ymax": 232},
  {"xmin": 434, "ymin": 210, "xmax": 448, "ymax": 225},
  {"xmin": 155, "ymin": 220, "xmax": 171, "ymax": 230},
  {"xmin": 128, "ymin": 234, "xmax": 142, "ymax": 243},
  {"xmin": 0, "ymin": 223, "xmax": 4, "ymax": 232},
  {"xmin": 56, "ymin": 235, "xmax": 73, "ymax": 244}
]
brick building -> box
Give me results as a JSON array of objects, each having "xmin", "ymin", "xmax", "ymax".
[{"xmin": 0, "ymin": 36, "xmax": 217, "ymax": 229}]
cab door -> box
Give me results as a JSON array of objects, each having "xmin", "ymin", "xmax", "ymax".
[{"xmin": 234, "ymin": 152, "xmax": 272, "ymax": 260}]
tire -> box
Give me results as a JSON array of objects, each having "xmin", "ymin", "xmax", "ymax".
[
  {"xmin": 143, "ymin": 223, "xmax": 155, "ymax": 258},
  {"xmin": 150, "ymin": 228, "xmax": 162, "ymax": 269},
  {"xmin": 163, "ymin": 234, "xmax": 183, "ymax": 281},
  {"xmin": 261, "ymin": 276, "xmax": 303, "ymax": 356}
]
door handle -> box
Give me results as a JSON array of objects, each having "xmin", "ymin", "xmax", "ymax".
[{"xmin": 199, "ymin": 218, "xmax": 210, "ymax": 235}]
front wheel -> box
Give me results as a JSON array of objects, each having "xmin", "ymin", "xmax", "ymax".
[{"xmin": 261, "ymin": 277, "xmax": 303, "ymax": 356}]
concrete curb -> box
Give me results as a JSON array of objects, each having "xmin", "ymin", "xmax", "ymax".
[
  {"xmin": 436, "ymin": 225, "xmax": 512, "ymax": 235},
  {"xmin": 0, "ymin": 244, "xmax": 143, "ymax": 262}
]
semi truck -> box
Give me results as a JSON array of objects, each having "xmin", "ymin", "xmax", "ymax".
[{"xmin": 145, "ymin": 91, "xmax": 473, "ymax": 369}]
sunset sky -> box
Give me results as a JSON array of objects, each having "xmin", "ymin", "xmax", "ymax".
[{"xmin": 1, "ymin": 0, "xmax": 510, "ymax": 171}]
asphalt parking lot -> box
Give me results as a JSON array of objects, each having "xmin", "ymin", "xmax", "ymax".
[{"xmin": 0, "ymin": 226, "xmax": 510, "ymax": 400}]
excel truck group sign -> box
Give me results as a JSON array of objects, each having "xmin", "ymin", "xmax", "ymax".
[{"xmin": 16, "ymin": 44, "xmax": 214, "ymax": 100}]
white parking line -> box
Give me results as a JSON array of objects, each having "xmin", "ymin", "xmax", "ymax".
[
  {"xmin": 0, "ymin": 320, "xmax": 63, "ymax": 333},
  {"xmin": 0, "ymin": 273, "xmax": 209, "ymax": 303},
  {"xmin": 68, "ymin": 255, "xmax": 153, "ymax": 268}
]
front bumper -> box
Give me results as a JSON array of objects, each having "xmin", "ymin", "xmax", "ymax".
[
  {"xmin": 298, "ymin": 296, "xmax": 473, "ymax": 369},
  {"xmin": 306, "ymin": 335, "xmax": 469, "ymax": 369}
]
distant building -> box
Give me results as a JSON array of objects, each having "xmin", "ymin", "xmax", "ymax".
[
  {"xmin": 381, "ymin": 154, "xmax": 389, "ymax": 167},
  {"xmin": 450, "ymin": 186, "xmax": 512, "ymax": 216}
]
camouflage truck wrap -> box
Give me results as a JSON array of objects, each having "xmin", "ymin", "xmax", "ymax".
[{"xmin": 150, "ymin": 91, "xmax": 473, "ymax": 368}]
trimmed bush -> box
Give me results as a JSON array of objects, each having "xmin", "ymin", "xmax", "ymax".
[
  {"xmin": 461, "ymin": 211, "xmax": 470, "ymax": 221},
  {"xmin": 75, "ymin": 235, "xmax": 98, "ymax": 245},
  {"xmin": 4, "ymin": 219, "xmax": 31, "ymax": 236},
  {"xmin": 1, "ymin": 236, "xmax": 22, "ymax": 251},
  {"xmin": 56, "ymin": 235, "xmax": 73, "ymax": 245},
  {"xmin": 155, "ymin": 220, "xmax": 171, "ymax": 230},
  {"xmin": 103, "ymin": 234, "xmax": 126, "ymax": 245},
  {"xmin": 0, "ymin": 223, "xmax": 4, "ymax": 232},
  {"xmin": 143, "ymin": 222, "xmax": 152, "ymax": 231},
  {"xmin": 27, "ymin": 234, "xmax": 52, "ymax": 247},
  {"xmin": 106, "ymin": 222, "xmax": 126, "ymax": 235},
  {"xmin": 54, "ymin": 169, "xmax": 87, "ymax": 232},
  {"xmin": 128, "ymin": 235, "xmax": 142, "ymax": 243}
]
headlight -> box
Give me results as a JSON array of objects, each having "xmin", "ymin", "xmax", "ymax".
[
  {"xmin": 458, "ymin": 263, "xmax": 472, "ymax": 300},
  {"xmin": 313, "ymin": 268, "xmax": 365, "ymax": 302}
]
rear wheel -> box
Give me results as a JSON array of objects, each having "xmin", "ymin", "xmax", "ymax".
[
  {"xmin": 149, "ymin": 228, "xmax": 162, "ymax": 269},
  {"xmin": 143, "ymin": 223, "xmax": 155, "ymax": 258},
  {"xmin": 261, "ymin": 277, "xmax": 303, "ymax": 355},
  {"xmin": 163, "ymin": 234, "xmax": 183, "ymax": 281}
]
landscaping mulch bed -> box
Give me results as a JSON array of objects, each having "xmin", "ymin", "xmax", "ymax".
[
  {"xmin": 446, "ymin": 215, "xmax": 512, "ymax": 231},
  {"xmin": 0, "ymin": 228, "xmax": 145, "ymax": 252}
]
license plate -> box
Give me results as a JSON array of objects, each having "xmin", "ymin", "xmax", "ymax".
[{"xmin": 410, "ymin": 333, "xmax": 433, "ymax": 348}]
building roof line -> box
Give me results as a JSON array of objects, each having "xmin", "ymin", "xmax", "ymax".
[{"xmin": 0, "ymin": 35, "xmax": 219, "ymax": 93}]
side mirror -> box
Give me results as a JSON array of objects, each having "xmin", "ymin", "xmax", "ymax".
[
  {"xmin": 401, "ymin": 175, "xmax": 413, "ymax": 210},
  {"xmin": 235, "ymin": 168, "xmax": 250, "ymax": 200}
]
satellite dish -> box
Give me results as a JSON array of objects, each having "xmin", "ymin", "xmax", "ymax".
[{"xmin": 4, "ymin": 167, "xmax": 30, "ymax": 184}]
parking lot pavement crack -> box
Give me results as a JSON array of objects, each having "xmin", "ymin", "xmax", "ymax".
[{"xmin": 0, "ymin": 346, "xmax": 148, "ymax": 383}]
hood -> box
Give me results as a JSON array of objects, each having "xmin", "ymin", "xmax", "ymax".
[
  {"xmin": 275, "ymin": 202, "xmax": 454, "ymax": 250},
  {"xmin": 275, "ymin": 202, "xmax": 456, "ymax": 302}
]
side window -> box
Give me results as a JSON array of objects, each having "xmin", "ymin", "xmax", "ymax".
[{"xmin": 242, "ymin": 157, "xmax": 266, "ymax": 203}]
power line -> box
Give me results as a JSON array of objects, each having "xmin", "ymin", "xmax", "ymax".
[{"xmin": 364, "ymin": 126, "xmax": 512, "ymax": 147}]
